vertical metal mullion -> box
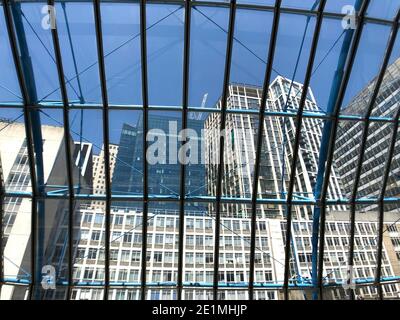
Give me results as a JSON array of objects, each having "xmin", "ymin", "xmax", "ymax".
[
  {"xmin": 347, "ymin": 6, "xmax": 399, "ymax": 301},
  {"xmin": 376, "ymin": 111, "xmax": 400, "ymax": 300},
  {"xmin": 93, "ymin": 0, "xmax": 112, "ymax": 300},
  {"xmin": 282, "ymin": 0, "xmax": 326, "ymax": 300},
  {"xmin": 212, "ymin": 0, "xmax": 236, "ymax": 300},
  {"xmin": 2, "ymin": 0, "xmax": 39, "ymax": 299},
  {"xmin": 375, "ymin": 11, "xmax": 400, "ymax": 300},
  {"xmin": 139, "ymin": 0, "xmax": 149, "ymax": 301},
  {"xmin": 177, "ymin": 0, "xmax": 191, "ymax": 301},
  {"xmin": 47, "ymin": 0, "xmax": 75, "ymax": 300},
  {"xmin": 248, "ymin": 0, "xmax": 281, "ymax": 301},
  {"xmin": 315, "ymin": 0, "xmax": 370, "ymax": 301}
]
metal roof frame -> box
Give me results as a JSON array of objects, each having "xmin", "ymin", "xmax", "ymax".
[{"xmin": 0, "ymin": 0, "xmax": 400, "ymax": 300}]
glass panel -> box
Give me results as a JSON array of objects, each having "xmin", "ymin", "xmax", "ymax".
[
  {"xmin": 367, "ymin": 0, "xmax": 400, "ymax": 20},
  {"xmin": 385, "ymin": 126, "xmax": 400, "ymax": 200},
  {"xmin": 146, "ymin": 201, "xmax": 179, "ymax": 300},
  {"xmin": 217, "ymin": 203, "xmax": 251, "ymax": 297},
  {"xmin": 352, "ymin": 205, "xmax": 379, "ymax": 299},
  {"xmin": 183, "ymin": 112, "xmax": 208, "ymax": 199},
  {"xmin": 370, "ymin": 33, "xmax": 400, "ymax": 119},
  {"xmin": 108, "ymin": 201, "xmax": 143, "ymax": 292},
  {"xmin": 0, "ymin": 108, "xmax": 31, "ymax": 193},
  {"xmin": 229, "ymin": 8, "xmax": 273, "ymax": 101},
  {"xmin": 101, "ymin": 2, "xmax": 142, "ymax": 106},
  {"xmin": 73, "ymin": 200, "xmax": 106, "ymax": 290},
  {"xmin": 0, "ymin": 284, "xmax": 29, "ymax": 300},
  {"xmin": 108, "ymin": 288, "xmax": 141, "ymax": 300},
  {"xmin": 331, "ymin": 120, "xmax": 362, "ymax": 201},
  {"xmin": 271, "ymin": 12, "xmax": 316, "ymax": 93},
  {"xmin": 33, "ymin": 198, "xmax": 70, "ymax": 300},
  {"xmin": 17, "ymin": 1, "xmax": 61, "ymax": 103},
  {"xmin": 221, "ymin": 111, "xmax": 259, "ymax": 201},
  {"xmin": 310, "ymin": 17, "xmax": 354, "ymax": 111},
  {"xmin": 288, "ymin": 205, "xmax": 315, "ymax": 300},
  {"xmin": 237, "ymin": 0, "xmax": 275, "ymax": 6},
  {"xmin": 256, "ymin": 115, "xmax": 290, "ymax": 202},
  {"xmin": 255, "ymin": 204, "xmax": 283, "ymax": 299},
  {"xmin": 382, "ymin": 203, "xmax": 400, "ymax": 299},
  {"xmin": 0, "ymin": 5, "xmax": 22, "ymax": 105},
  {"xmin": 357, "ymin": 121, "xmax": 393, "ymax": 200},
  {"xmin": 55, "ymin": 1, "xmax": 102, "ymax": 105},
  {"xmin": 147, "ymin": 111, "xmax": 181, "ymax": 199},
  {"xmin": 280, "ymin": 205, "xmax": 302, "ymax": 299},
  {"xmin": 182, "ymin": 288, "xmax": 213, "ymax": 300},
  {"xmin": 109, "ymin": 109, "xmax": 142, "ymax": 198},
  {"xmin": 2, "ymin": 196, "xmax": 31, "ymax": 299},
  {"xmin": 254, "ymin": 289, "xmax": 278, "ymax": 300},
  {"xmin": 68, "ymin": 109, "xmax": 104, "ymax": 196},
  {"xmin": 38, "ymin": 108, "xmax": 69, "ymax": 195},
  {"xmin": 341, "ymin": 23, "xmax": 392, "ymax": 116},
  {"xmin": 183, "ymin": 202, "xmax": 215, "ymax": 299},
  {"xmin": 70, "ymin": 288, "xmax": 104, "ymax": 300},
  {"xmin": 147, "ymin": 4, "xmax": 184, "ymax": 108},
  {"xmin": 324, "ymin": 0, "xmax": 358, "ymax": 14},
  {"xmin": 1, "ymin": 0, "xmax": 400, "ymax": 301},
  {"xmin": 281, "ymin": 0, "xmax": 320, "ymax": 11},
  {"xmin": 189, "ymin": 5, "xmax": 229, "ymax": 109},
  {"xmin": 321, "ymin": 205, "xmax": 351, "ymax": 300}
]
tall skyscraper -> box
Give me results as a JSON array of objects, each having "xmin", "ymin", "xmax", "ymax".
[
  {"xmin": 205, "ymin": 76, "xmax": 345, "ymax": 219},
  {"xmin": 111, "ymin": 114, "xmax": 207, "ymax": 213},
  {"xmin": 111, "ymin": 123, "xmax": 138, "ymax": 198},
  {"xmin": 335, "ymin": 57, "xmax": 400, "ymax": 210}
]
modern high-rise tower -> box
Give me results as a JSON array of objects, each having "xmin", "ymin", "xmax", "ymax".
[
  {"xmin": 204, "ymin": 76, "xmax": 345, "ymax": 219},
  {"xmin": 111, "ymin": 114, "xmax": 207, "ymax": 213},
  {"xmin": 335, "ymin": 57, "xmax": 400, "ymax": 210}
]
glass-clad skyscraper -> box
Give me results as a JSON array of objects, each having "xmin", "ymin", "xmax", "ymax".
[{"xmin": 111, "ymin": 113, "xmax": 207, "ymax": 213}]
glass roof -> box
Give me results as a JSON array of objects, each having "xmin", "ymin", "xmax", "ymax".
[{"xmin": 0, "ymin": 0, "xmax": 400, "ymax": 300}]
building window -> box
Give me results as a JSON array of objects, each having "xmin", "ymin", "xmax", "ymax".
[{"xmin": 154, "ymin": 252, "xmax": 163, "ymax": 263}]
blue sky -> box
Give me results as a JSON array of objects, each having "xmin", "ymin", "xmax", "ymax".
[{"xmin": 0, "ymin": 0, "xmax": 399, "ymax": 149}]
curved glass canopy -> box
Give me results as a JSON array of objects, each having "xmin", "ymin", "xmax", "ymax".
[{"xmin": 0, "ymin": 0, "xmax": 400, "ymax": 300}]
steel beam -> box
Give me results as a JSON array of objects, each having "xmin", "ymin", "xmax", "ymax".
[
  {"xmin": 212, "ymin": 0, "xmax": 236, "ymax": 300},
  {"xmin": 177, "ymin": 0, "xmax": 191, "ymax": 301},
  {"xmin": 93, "ymin": 0, "xmax": 112, "ymax": 300},
  {"xmin": 248, "ymin": 0, "xmax": 281, "ymax": 301}
]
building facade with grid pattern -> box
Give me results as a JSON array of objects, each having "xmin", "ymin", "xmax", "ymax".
[
  {"xmin": 335, "ymin": 58, "xmax": 400, "ymax": 210},
  {"xmin": 205, "ymin": 77, "xmax": 345, "ymax": 219},
  {"xmin": 68, "ymin": 207, "xmax": 400, "ymax": 300},
  {"xmin": 0, "ymin": 121, "xmax": 92, "ymax": 300}
]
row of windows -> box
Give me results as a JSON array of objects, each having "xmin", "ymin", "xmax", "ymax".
[
  {"xmin": 76, "ymin": 248, "xmax": 272, "ymax": 266},
  {"xmin": 79, "ymin": 229, "xmax": 270, "ymax": 249},
  {"xmin": 74, "ymin": 267, "xmax": 273, "ymax": 284},
  {"xmin": 81, "ymin": 211, "xmax": 273, "ymax": 232},
  {"xmin": 292, "ymin": 221, "xmax": 378, "ymax": 235},
  {"xmin": 70, "ymin": 288, "xmax": 276, "ymax": 301}
]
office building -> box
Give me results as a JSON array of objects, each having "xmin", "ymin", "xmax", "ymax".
[
  {"xmin": 204, "ymin": 76, "xmax": 345, "ymax": 219},
  {"xmin": 70, "ymin": 206, "xmax": 400, "ymax": 300},
  {"xmin": 0, "ymin": 120, "xmax": 91, "ymax": 299},
  {"xmin": 335, "ymin": 58, "xmax": 400, "ymax": 210}
]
